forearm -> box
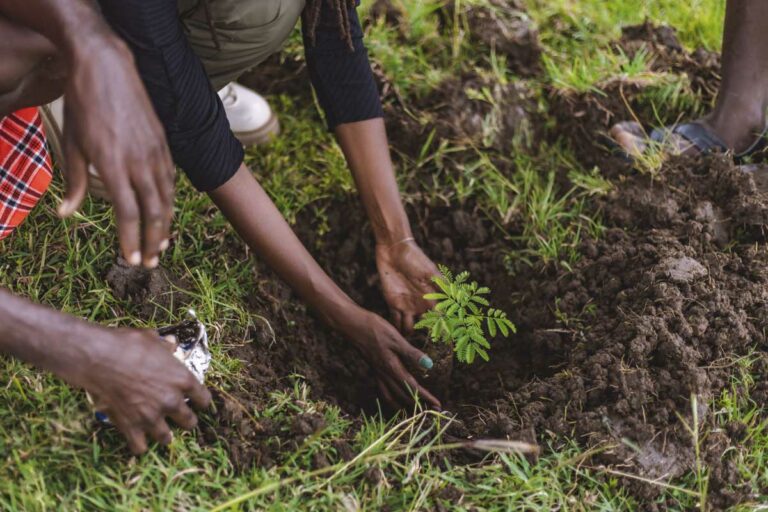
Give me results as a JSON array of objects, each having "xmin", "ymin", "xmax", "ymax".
[
  {"xmin": 0, "ymin": 288, "xmax": 92, "ymax": 383},
  {"xmin": 208, "ymin": 164, "xmax": 361, "ymax": 330},
  {"xmin": 335, "ymin": 118, "xmax": 413, "ymax": 245},
  {"xmin": 0, "ymin": 0, "xmax": 114, "ymax": 59}
]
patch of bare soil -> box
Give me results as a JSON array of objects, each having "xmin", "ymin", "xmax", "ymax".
[
  {"xmin": 186, "ymin": 153, "xmax": 768, "ymax": 507},
  {"xmin": 106, "ymin": 17, "xmax": 766, "ymax": 509}
]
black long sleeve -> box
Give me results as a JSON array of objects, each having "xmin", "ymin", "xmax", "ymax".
[{"xmin": 303, "ymin": 1, "xmax": 384, "ymax": 130}]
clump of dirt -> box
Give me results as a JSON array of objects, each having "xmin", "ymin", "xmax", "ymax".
[
  {"xmin": 105, "ymin": 257, "xmax": 186, "ymax": 316},
  {"xmin": 418, "ymin": 73, "xmax": 536, "ymax": 151},
  {"xmin": 618, "ymin": 20, "xmax": 721, "ymax": 102},
  {"xmin": 464, "ymin": 0, "xmax": 542, "ymax": 76},
  {"xmin": 382, "ymin": 70, "xmax": 539, "ymax": 163}
]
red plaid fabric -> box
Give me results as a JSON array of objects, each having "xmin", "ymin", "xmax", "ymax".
[{"xmin": 0, "ymin": 107, "xmax": 53, "ymax": 240}]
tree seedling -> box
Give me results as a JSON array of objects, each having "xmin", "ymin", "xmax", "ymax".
[{"xmin": 415, "ymin": 265, "xmax": 516, "ymax": 364}]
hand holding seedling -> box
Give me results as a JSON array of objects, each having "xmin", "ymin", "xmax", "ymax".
[
  {"xmin": 416, "ymin": 266, "xmax": 516, "ymax": 364},
  {"xmin": 339, "ymin": 308, "xmax": 442, "ymax": 410},
  {"xmin": 210, "ymin": 167, "xmax": 441, "ymax": 411},
  {"xmin": 376, "ymin": 238, "xmax": 441, "ymax": 335}
]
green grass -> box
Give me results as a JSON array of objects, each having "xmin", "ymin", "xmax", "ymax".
[{"xmin": 2, "ymin": 0, "xmax": 767, "ymax": 510}]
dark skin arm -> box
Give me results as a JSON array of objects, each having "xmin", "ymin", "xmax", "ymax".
[
  {"xmin": 0, "ymin": 2, "xmax": 202, "ymax": 453},
  {"xmin": 0, "ymin": 288, "xmax": 211, "ymax": 454},
  {"xmin": 335, "ymin": 118, "xmax": 440, "ymax": 334},
  {"xmin": 209, "ymin": 165, "xmax": 441, "ymax": 409},
  {"xmin": 0, "ymin": 0, "xmax": 174, "ymax": 268}
]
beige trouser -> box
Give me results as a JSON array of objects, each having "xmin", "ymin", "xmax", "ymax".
[{"xmin": 177, "ymin": 0, "xmax": 306, "ymax": 90}]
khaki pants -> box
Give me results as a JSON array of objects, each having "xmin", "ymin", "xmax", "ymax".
[{"xmin": 177, "ymin": 0, "xmax": 305, "ymax": 90}]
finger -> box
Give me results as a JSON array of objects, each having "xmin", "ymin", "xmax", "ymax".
[
  {"xmin": 58, "ymin": 132, "xmax": 88, "ymax": 217},
  {"xmin": 154, "ymin": 147, "xmax": 175, "ymax": 252},
  {"xmin": 402, "ymin": 373, "xmax": 442, "ymax": 410},
  {"xmin": 381, "ymin": 373, "xmax": 413, "ymax": 408},
  {"xmin": 132, "ymin": 171, "xmax": 166, "ymax": 268},
  {"xmin": 168, "ymin": 401, "xmax": 198, "ymax": 430},
  {"xmin": 389, "ymin": 358, "xmax": 442, "ymax": 409},
  {"xmin": 376, "ymin": 378, "xmax": 400, "ymax": 410},
  {"xmin": 96, "ymin": 162, "xmax": 142, "ymax": 265},
  {"xmin": 114, "ymin": 420, "xmax": 148, "ymax": 455},
  {"xmin": 107, "ymin": 173, "xmax": 142, "ymax": 266},
  {"xmin": 184, "ymin": 379, "xmax": 212, "ymax": 410},
  {"xmin": 148, "ymin": 419, "xmax": 174, "ymax": 446},
  {"xmin": 391, "ymin": 310, "xmax": 403, "ymax": 333},
  {"xmin": 402, "ymin": 312, "xmax": 415, "ymax": 335}
]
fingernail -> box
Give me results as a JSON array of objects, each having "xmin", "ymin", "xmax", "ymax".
[
  {"xmin": 128, "ymin": 251, "xmax": 141, "ymax": 266},
  {"xmin": 159, "ymin": 239, "xmax": 170, "ymax": 251},
  {"xmin": 419, "ymin": 355, "xmax": 433, "ymax": 370},
  {"xmin": 146, "ymin": 256, "xmax": 159, "ymax": 269}
]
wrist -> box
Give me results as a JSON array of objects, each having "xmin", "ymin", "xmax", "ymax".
[
  {"xmin": 322, "ymin": 300, "xmax": 366, "ymax": 334},
  {"xmin": 373, "ymin": 224, "xmax": 413, "ymax": 246},
  {"xmin": 50, "ymin": 5, "xmax": 115, "ymax": 62}
]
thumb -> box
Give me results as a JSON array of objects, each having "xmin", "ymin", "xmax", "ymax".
[{"xmin": 58, "ymin": 131, "xmax": 88, "ymax": 217}]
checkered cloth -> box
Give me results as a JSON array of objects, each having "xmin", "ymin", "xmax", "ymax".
[{"xmin": 0, "ymin": 107, "xmax": 53, "ymax": 240}]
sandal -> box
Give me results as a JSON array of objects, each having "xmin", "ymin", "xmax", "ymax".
[{"xmin": 609, "ymin": 120, "xmax": 768, "ymax": 163}]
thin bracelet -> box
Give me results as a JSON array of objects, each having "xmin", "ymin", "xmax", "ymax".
[{"xmin": 376, "ymin": 236, "xmax": 415, "ymax": 248}]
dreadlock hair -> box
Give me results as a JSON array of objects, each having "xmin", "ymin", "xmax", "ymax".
[{"xmin": 302, "ymin": 0, "xmax": 357, "ymax": 51}]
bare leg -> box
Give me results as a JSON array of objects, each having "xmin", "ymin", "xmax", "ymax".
[
  {"xmin": 701, "ymin": 0, "xmax": 768, "ymax": 151},
  {"xmin": 0, "ymin": 16, "xmax": 64, "ymax": 117},
  {"xmin": 612, "ymin": 0, "xmax": 768, "ymax": 155}
]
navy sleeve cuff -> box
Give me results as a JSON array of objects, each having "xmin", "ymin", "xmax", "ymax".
[{"xmin": 303, "ymin": 4, "xmax": 384, "ymax": 130}]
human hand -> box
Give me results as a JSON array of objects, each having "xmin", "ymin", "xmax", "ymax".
[
  {"xmin": 59, "ymin": 34, "xmax": 175, "ymax": 268},
  {"xmin": 64, "ymin": 326, "xmax": 211, "ymax": 454},
  {"xmin": 340, "ymin": 307, "xmax": 441, "ymax": 410},
  {"xmin": 376, "ymin": 238, "xmax": 440, "ymax": 334}
]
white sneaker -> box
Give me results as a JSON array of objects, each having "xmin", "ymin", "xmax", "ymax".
[
  {"xmin": 41, "ymin": 97, "xmax": 110, "ymax": 200},
  {"xmin": 218, "ymin": 83, "xmax": 280, "ymax": 147}
]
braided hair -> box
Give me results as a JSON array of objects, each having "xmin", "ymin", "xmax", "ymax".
[{"xmin": 302, "ymin": 0, "xmax": 357, "ymax": 50}]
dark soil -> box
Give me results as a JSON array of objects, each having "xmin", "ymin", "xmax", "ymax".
[
  {"xmin": 106, "ymin": 16, "xmax": 768, "ymax": 510},
  {"xmin": 105, "ymin": 257, "xmax": 188, "ymax": 317}
]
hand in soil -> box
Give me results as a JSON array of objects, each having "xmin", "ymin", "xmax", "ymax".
[
  {"xmin": 342, "ymin": 308, "xmax": 441, "ymax": 410},
  {"xmin": 73, "ymin": 327, "xmax": 211, "ymax": 454},
  {"xmin": 376, "ymin": 239, "xmax": 440, "ymax": 334},
  {"xmin": 58, "ymin": 33, "xmax": 175, "ymax": 268}
]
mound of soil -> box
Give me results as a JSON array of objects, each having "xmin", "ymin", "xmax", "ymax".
[{"xmin": 105, "ymin": 257, "xmax": 186, "ymax": 317}]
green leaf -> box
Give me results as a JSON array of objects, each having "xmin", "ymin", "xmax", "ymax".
[
  {"xmin": 487, "ymin": 317, "xmax": 497, "ymax": 337},
  {"xmin": 424, "ymin": 293, "xmax": 448, "ymax": 301}
]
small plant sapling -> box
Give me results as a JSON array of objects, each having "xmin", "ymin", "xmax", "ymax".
[{"xmin": 415, "ymin": 265, "xmax": 516, "ymax": 364}]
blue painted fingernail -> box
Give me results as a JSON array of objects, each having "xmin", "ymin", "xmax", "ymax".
[{"xmin": 419, "ymin": 355, "xmax": 433, "ymax": 370}]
